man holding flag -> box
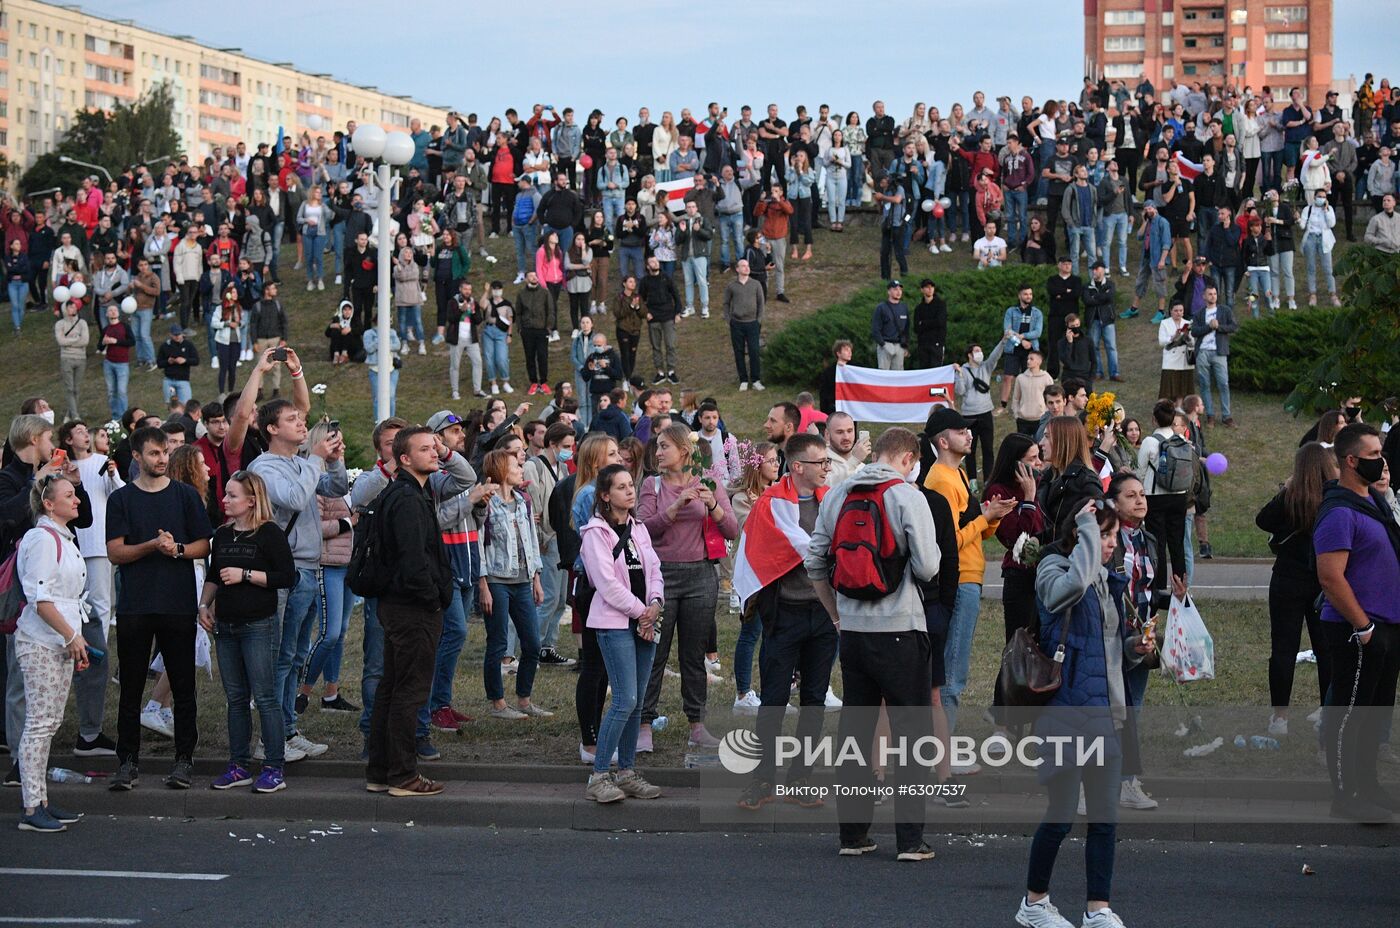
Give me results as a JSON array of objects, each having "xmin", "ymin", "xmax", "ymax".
[{"xmin": 733, "ymin": 433, "xmax": 837, "ymax": 811}]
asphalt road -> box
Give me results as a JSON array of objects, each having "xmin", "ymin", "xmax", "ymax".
[{"xmin": 0, "ymin": 817, "xmax": 1389, "ymax": 927}]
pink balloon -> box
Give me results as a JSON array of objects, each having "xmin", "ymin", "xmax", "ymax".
[
  {"xmin": 579, "ymin": 154, "xmax": 594, "ymax": 170},
  {"xmin": 932, "ymin": 204, "xmax": 945, "ymax": 219}
]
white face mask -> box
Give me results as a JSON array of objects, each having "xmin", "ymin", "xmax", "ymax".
[
  {"xmin": 38, "ymin": 410, "xmax": 54, "ymax": 425},
  {"xmin": 971, "ymin": 350, "xmax": 985, "ymax": 365},
  {"xmin": 491, "ymin": 289, "xmax": 503, "ymax": 300}
]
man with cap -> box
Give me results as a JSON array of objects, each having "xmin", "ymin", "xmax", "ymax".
[
  {"xmin": 1041, "ymin": 133, "xmax": 1079, "ymax": 248},
  {"xmin": 922, "ymin": 406, "xmax": 1016, "ymax": 754},
  {"xmin": 1082, "ymin": 260, "xmax": 1122, "ymax": 382},
  {"xmin": 155, "ymin": 323, "xmax": 200, "ymax": 405},
  {"xmin": 414, "ymin": 410, "xmax": 494, "ymax": 751},
  {"xmin": 871, "ymin": 280, "xmax": 910, "ymax": 371}
]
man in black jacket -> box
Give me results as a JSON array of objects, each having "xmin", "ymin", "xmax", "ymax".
[
  {"xmin": 537, "ymin": 173, "xmax": 584, "ymax": 253},
  {"xmin": 249, "ymin": 286, "xmax": 289, "ymax": 397},
  {"xmin": 155, "ymin": 325, "xmax": 200, "ymax": 406},
  {"xmin": 366, "ymin": 425, "xmax": 454, "ymax": 797},
  {"xmin": 639, "ymin": 257, "xmax": 683, "ymax": 384},
  {"xmin": 345, "ymin": 232, "xmax": 377, "ymax": 334},
  {"xmin": 1081, "ymin": 261, "xmax": 1121, "ymax": 382},
  {"xmin": 1045, "ymin": 256, "xmax": 1083, "ymax": 379},
  {"xmin": 912, "ymin": 279, "xmax": 947, "ymax": 369}
]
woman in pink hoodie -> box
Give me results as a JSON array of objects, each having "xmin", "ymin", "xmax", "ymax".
[{"xmin": 579, "ymin": 464, "xmax": 664, "ymax": 804}]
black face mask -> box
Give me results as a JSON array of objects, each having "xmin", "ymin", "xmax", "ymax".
[
  {"xmin": 1345, "ymin": 406, "xmax": 1361, "ymax": 421},
  {"xmin": 1354, "ymin": 455, "xmax": 1385, "ymax": 484}
]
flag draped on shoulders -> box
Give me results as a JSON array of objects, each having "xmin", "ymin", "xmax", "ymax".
[{"xmin": 732, "ymin": 475, "xmax": 827, "ymax": 608}]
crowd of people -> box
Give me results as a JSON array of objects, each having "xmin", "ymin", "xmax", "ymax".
[{"xmin": 2, "ymin": 73, "xmax": 1400, "ymax": 928}]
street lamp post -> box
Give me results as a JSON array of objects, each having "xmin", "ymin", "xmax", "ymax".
[
  {"xmin": 57, "ymin": 155, "xmax": 113, "ymax": 184},
  {"xmin": 350, "ymin": 124, "xmax": 415, "ymax": 422}
]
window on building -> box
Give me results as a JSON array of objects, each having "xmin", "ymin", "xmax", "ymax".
[
  {"xmin": 1265, "ymin": 6, "xmax": 1307, "ymax": 23},
  {"xmin": 1231, "ymin": 9, "xmax": 1247, "ymax": 24},
  {"xmin": 1232, "ymin": 63, "xmax": 1247, "ymax": 77},
  {"xmin": 30, "ymin": 140, "xmax": 38, "ymax": 155},
  {"xmin": 85, "ymin": 63, "xmax": 132, "ymax": 85},
  {"xmin": 0, "ymin": 131, "xmax": 6, "ymax": 147},
  {"xmin": 199, "ymin": 89, "xmax": 242, "ymax": 111},
  {"xmin": 28, "ymin": 52, "xmax": 36, "ymax": 67},
  {"xmin": 1265, "ymin": 33, "xmax": 1309, "ymax": 49},
  {"xmin": 1105, "ymin": 36, "xmax": 1146, "ymax": 52},
  {"xmin": 1162, "ymin": 12, "xmax": 1174, "ymax": 25},
  {"xmin": 1232, "ymin": 37, "xmax": 1247, "ymax": 50},
  {"xmin": 1265, "ymin": 59, "xmax": 1307, "ymax": 75},
  {"xmin": 0, "ymin": 42, "xmax": 7, "ymax": 59},
  {"xmin": 1105, "ymin": 10, "xmax": 1145, "ymax": 25},
  {"xmin": 1103, "ymin": 63, "xmax": 1142, "ymax": 79},
  {"xmin": 199, "ymin": 63, "xmax": 240, "ymax": 84},
  {"xmin": 1162, "ymin": 37, "xmax": 1174, "ymax": 52},
  {"xmin": 28, "ymin": 23, "xmax": 36, "ymax": 38},
  {"xmin": 383, "ymin": 110, "xmax": 410, "ymax": 128},
  {"xmin": 1162, "ymin": 65, "xmax": 1175, "ymax": 79}
]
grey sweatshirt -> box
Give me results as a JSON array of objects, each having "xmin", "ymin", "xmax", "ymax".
[
  {"xmin": 805, "ymin": 462, "xmax": 940, "ymax": 633},
  {"xmin": 722, "ymin": 276, "xmax": 765, "ymax": 324},
  {"xmin": 248, "ymin": 452, "xmax": 349, "ymax": 570},
  {"xmin": 350, "ymin": 454, "xmax": 476, "ymax": 531},
  {"xmin": 954, "ymin": 339, "xmax": 1007, "ymax": 417}
]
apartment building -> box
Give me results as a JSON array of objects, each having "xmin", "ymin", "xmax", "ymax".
[
  {"xmin": 1085, "ymin": 0, "xmax": 1334, "ymax": 103},
  {"xmin": 0, "ymin": 0, "xmax": 446, "ymax": 172}
]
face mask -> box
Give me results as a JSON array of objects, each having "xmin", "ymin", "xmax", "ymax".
[
  {"xmin": 1355, "ymin": 455, "xmax": 1385, "ymax": 484},
  {"xmin": 38, "ymin": 410, "xmax": 54, "ymax": 425},
  {"xmin": 971, "ymin": 350, "xmax": 985, "ymax": 364},
  {"xmin": 491, "ymin": 289, "xmax": 503, "ymax": 299},
  {"xmin": 557, "ymin": 448, "xmax": 574, "ymax": 463},
  {"xmin": 1346, "ymin": 406, "xmax": 1361, "ymax": 421},
  {"xmin": 1315, "ymin": 196, "xmax": 1326, "ymax": 206}
]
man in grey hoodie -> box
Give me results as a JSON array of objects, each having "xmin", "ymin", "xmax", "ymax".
[
  {"xmin": 805, "ymin": 427, "xmax": 941, "ymax": 861},
  {"xmin": 248, "ymin": 399, "xmax": 349, "ymax": 759}
]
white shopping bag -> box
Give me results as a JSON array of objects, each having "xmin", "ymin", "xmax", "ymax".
[{"xmin": 1161, "ymin": 594, "xmax": 1215, "ymax": 683}]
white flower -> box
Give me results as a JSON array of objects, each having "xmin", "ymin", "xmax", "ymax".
[
  {"xmin": 485, "ymin": 255, "xmax": 498, "ymax": 264},
  {"xmin": 346, "ymin": 468, "xmax": 364, "ymax": 486},
  {"xmin": 311, "ymin": 383, "xmax": 329, "ymax": 396},
  {"xmin": 1011, "ymin": 532, "xmax": 1029, "ymax": 566}
]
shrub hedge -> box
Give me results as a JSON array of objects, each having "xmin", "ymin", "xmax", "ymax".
[
  {"xmin": 1228, "ymin": 308, "xmax": 1339, "ymax": 394},
  {"xmin": 766, "ymin": 265, "xmax": 1057, "ymax": 386}
]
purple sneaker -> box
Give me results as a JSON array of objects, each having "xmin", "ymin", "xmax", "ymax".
[
  {"xmin": 252, "ymin": 766, "xmax": 286, "ymax": 794},
  {"xmin": 211, "ymin": 763, "xmax": 252, "ymax": 790}
]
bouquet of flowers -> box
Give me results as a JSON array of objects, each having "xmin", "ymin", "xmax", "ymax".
[
  {"xmin": 1011, "ymin": 532, "xmax": 1043, "ymax": 569},
  {"xmin": 686, "ymin": 432, "xmax": 717, "ymax": 491},
  {"xmin": 1084, "ymin": 391, "xmax": 1117, "ymax": 435},
  {"xmin": 102, "ymin": 420, "xmax": 125, "ymax": 449}
]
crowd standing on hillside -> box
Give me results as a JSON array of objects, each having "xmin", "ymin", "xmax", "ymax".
[{"xmin": 2, "ymin": 74, "xmax": 1400, "ymax": 928}]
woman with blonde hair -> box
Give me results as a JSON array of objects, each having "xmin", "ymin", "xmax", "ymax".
[
  {"xmin": 785, "ymin": 149, "xmax": 817, "ymax": 261},
  {"xmin": 636, "ymin": 424, "xmax": 739, "ymax": 752},
  {"xmin": 199, "ymin": 470, "xmax": 297, "ymax": 793},
  {"xmin": 652, "ymin": 112, "xmax": 678, "ymax": 183}
]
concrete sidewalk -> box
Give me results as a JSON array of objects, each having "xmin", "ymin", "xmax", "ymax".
[
  {"xmin": 984, "ymin": 559, "xmax": 1272, "ymax": 601},
  {"xmin": 33, "ymin": 760, "xmax": 1394, "ymax": 846}
]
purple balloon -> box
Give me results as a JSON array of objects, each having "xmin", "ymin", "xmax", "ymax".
[{"xmin": 1205, "ymin": 453, "xmax": 1228, "ymax": 476}]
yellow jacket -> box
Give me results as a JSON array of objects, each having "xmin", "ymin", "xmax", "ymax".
[{"xmin": 924, "ymin": 461, "xmax": 997, "ymax": 586}]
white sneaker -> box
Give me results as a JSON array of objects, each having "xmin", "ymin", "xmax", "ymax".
[
  {"xmin": 929, "ymin": 244, "xmax": 939, "ymax": 255},
  {"xmin": 707, "ymin": 671, "xmax": 724, "ymax": 686},
  {"xmin": 1119, "ymin": 776, "xmax": 1158, "ymax": 810},
  {"xmin": 594, "ymin": 302, "xmax": 606, "ymax": 314},
  {"xmin": 738, "ymin": 382, "xmax": 749, "ymax": 391},
  {"xmin": 704, "ymin": 657, "xmax": 722, "ymax": 674},
  {"xmin": 571, "ymin": 329, "xmax": 580, "ymax": 340},
  {"xmin": 751, "ymin": 380, "xmax": 765, "ymax": 391},
  {"xmin": 701, "ymin": 309, "xmax": 710, "ymax": 319},
  {"xmin": 824, "ymin": 687, "xmax": 843, "ymax": 711},
  {"xmin": 663, "ymin": 666, "xmax": 681, "ymax": 679},
  {"xmin": 452, "ymin": 391, "xmax": 460, "ymax": 401},
  {"xmin": 513, "ymin": 273, "xmax": 525, "ymax": 284},
  {"xmin": 399, "ymin": 342, "xmax": 410, "ymax": 356},
  {"xmin": 578, "ymin": 743, "xmax": 618, "ymax": 765},
  {"xmin": 287, "ymin": 733, "xmax": 328, "ymax": 758},
  {"xmin": 210, "ymin": 356, "xmax": 219, "ymax": 370},
  {"xmin": 479, "ymin": 248, "xmax": 490, "ymax": 259},
  {"xmin": 335, "ymin": 275, "xmax": 343, "ymax": 286},
  {"xmin": 1016, "ymin": 895, "xmax": 1075, "ymax": 928},
  {"xmin": 491, "ymin": 383, "xmax": 500, "ymax": 395},
  {"xmin": 140, "ymin": 708, "xmax": 174, "ymax": 738},
  {"xmin": 940, "ymin": 243, "xmax": 953, "ymax": 253},
  {"xmin": 317, "ymin": 280, "xmax": 325, "ymax": 291},
  {"xmin": 733, "ymin": 690, "xmax": 762, "ymax": 716},
  {"xmin": 255, "ymin": 739, "xmax": 307, "ymax": 763},
  {"xmin": 306, "ymin": 281, "xmax": 314, "ymax": 292},
  {"xmin": 489, "ymin": 232, "xmax": 499, "ymax": 239},
  {"xmin": 1306, "ymin": 706, "xmax": 1323, "ymax": 725},
  {"xmin": 1288, "ymin": 299, "xmax": 1297, "ymax": 310},
  {"xmin": 1267, "ymin": 715, "xmax": 1288, "ymax": 737},
  {"xmin": 417, "ymin": 343, "xmax": 426, "ymax": 355},
  {"xmin": 950, "ymin": 761, "xmax": 981, "ymax": 776},
  {"xmin": 961, "ymin": 233, "xmax": 971, "ymax": 243},
  {"xmin": 1081, "ymin": 908, "xmax": 1127, "ymax": 928},
  {"xmin": 549, "ymin": 330, "xmax": 561, "ymax": 342},
  {"xmin": 681, "ymin": 308, "xmax": 694, "ymax": 318},
  {"xmin": 501, "ymin": 382, "xmax": 514, "ymax": 394}
]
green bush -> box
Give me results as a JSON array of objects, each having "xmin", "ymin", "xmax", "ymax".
[
  {"xmin": 1229, "ymin": 308, "xmax": 1340, "ymax": 394},
  {"xmin": 765, "ymin": 265, "xmax": 1059, "ymax": 386}
]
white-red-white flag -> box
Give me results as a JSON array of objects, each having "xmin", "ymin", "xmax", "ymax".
[
  {"xmin": 655, "ymin": 178, "xmax": 694, "ymax": 213},
  {"xmin": 835, "ymin": 364, "xmax": 956, "ymax": 424},
  {"xmin": 1174, "ymin": 151, "xmax": 1204, "ymax": 182}
]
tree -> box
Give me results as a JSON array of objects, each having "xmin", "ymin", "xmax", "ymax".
[{"xmin": 1284, "ymin": 246, "xmax": 1400, "ymax": 418}]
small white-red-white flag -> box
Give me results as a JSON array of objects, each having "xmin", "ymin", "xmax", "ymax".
[
  {"xmin": 655, "ymin": 178, "xmax": 694, "ymax": 213},
  {"xmin": 836, "ymin": 364, "xmax": 956, "ymax": 424},
  {"xmin": 1174, "ymin": 151, "xmax": 1204, "ymax": 182}
]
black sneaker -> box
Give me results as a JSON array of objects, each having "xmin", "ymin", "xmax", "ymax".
[
  {"xmin": 736, "ymin": 780, "xmax": 775, "ymax": 811},
  {"xmin": 73, "ymin": 733, "xmax": 117, "ymax": 757},
  {"xmin": 3, "ymin": 762, "xmax": 19, "ymax": 787},
  {"xmin": 538, "ymin": 647, "xmax": 576, "ymax": 668},
  {"xmin": 775, "ymin": 293, "xmax": 790, "ymax": 303},
  {"xmin": 1199, "ymin": 542, "xmax": 1213, "ymax": 560},
  {"xmin": 667, "ymin": 370, "xmax": 679, "ymax": 384},
  {"xmin": 294, "ymin": 692, "xmax": 310, "ymax": 715},
  {"xmin": 838, "ymin": 836, "xmax": 878, "ymax": 856},
  {"xmin": 652, "ymin": 371, "xmax": 666, "ymax": 385},
  {"xmin": 896, "ymin": 842, "xmax": 937, "ymax": 862},
  {"xmin": 416, "ymin": 737, "xmax": 442, "ymax": 761},
  {"xmin": 165, "ymin": 759, "xmax": 194, "ymax": 790},
  {"xmin": 783, "ymin": 776, "xmax": 825, "ymax": 808},
  {"xmin": 108, "ymin": 760, "xmax": 138, "ymax": 791},
  {"xmin": 320, "ymin": 695, "xmax": 361, "ymax": 713}
]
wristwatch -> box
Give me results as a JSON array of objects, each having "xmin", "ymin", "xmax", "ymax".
[
  {"xmin": 175, "ymin": 542, "xmax": 185, "ymax": 559},
  {"xmin": 243, "ymin": 568, "xmax": 252, "ymax": 584}
]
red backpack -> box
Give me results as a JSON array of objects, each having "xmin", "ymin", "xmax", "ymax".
[{"xmin": 829, "ymin": 479, "xmax": 908, "ymax": 601}]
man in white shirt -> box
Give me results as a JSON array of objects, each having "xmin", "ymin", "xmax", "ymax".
[
  {"xmin": 823, "ymin": 412, "xmax": 870, "ymax": 487},
  {"xmin": 972, "ymin": 221, "xmax": 1008, "ymax": 269}
]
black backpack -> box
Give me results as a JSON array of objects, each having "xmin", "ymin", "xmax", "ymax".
[{"xmin": 346, "ymin": 482, "xmax": 399, "ymax": 598}]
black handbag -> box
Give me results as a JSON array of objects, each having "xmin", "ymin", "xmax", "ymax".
[{"xmin": 998, "ymin": 610, "xmax": 1070, "ymax": 708}]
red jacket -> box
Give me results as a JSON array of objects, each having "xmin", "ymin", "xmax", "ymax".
[{"xmin": 960, "ymin": 148, "xmax": 1000, "ymax": 183}]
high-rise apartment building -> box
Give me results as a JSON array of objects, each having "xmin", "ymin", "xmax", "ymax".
[
  {"xmin": 1085, "ymin": 0, "xmax": 1333, "ymax": 102},
  {"xmin": 0, "ymin": 0, "xmax": 446, "ymax": 172}
]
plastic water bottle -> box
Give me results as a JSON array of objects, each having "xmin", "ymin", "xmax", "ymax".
[
  {"xmin": 1232, "ymin": 734, "xmax": 1247, "ymax": 748},
  {"xmin": 48, "ymin": 767, "xmax": 93, "ymax": 784},
  {"xmin": 1249, "ymin": 735, "xmax": 1281, "ymax": 751},
  {"xmin": 652, "ymin": 715, "xmax": 668, "ymax": 732}
]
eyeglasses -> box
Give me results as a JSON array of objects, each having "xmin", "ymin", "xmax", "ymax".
[{"xmin": 794, "ymin": 459, "xmax": 832, "ymax": 469}]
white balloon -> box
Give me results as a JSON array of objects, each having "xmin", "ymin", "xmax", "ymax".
[
  {"xmin": 921, "ymin": 199, "xmax": 935, "ymax": 213},
  {"xmin": 306, "ymin": 114, "xmax": 324, "ymax": 131},
  {"xmin": 382, "ymin": 131, "xmax": 416, "ymax": 166},
  {"xmin": 121, "ymin": 296, "xmax": 138, "ymax": 314},
  {"xmin": 52, "ymin": 286, "xmax": 71, "ymax": 305},
  {"xmin": 938, "ymin": 196, "xmax": 952, "ymax": 210},
  {"xmin": 68, "ymin": 281, "xmax": 87, "ymax": 300}
]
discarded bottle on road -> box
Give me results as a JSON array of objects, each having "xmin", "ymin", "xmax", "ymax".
[
  {"xmin": 1233, "ymin": 735, "xmax": 1247, "ymax": 748},
  {"xmin": 652, "ymin": 715, "xmax": 668, "ymax": 732},
  {"xmin": 1249, "ymin": 735, "xmax": 1281, "ymax": 751},
  {"xmin": 48, "ymin": 767, "xmax": 93, "ymax": 784}
]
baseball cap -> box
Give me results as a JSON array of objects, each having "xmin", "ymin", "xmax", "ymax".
[
  {"xmin": 925, "ymin": 406, "xmax": 970, "ymax": 437},
  {"xmin": 426, "ymin": 410, "xmax": 463, "ymax": 433},
  {"xmin": 1091, "ymin": 259, "xmax": 1106, "ymax": 270},
  {"xmin": 887, "ymin": 279, "xmax": 903, "ymax": 290},
  {"xmin": 1056, "ymin": 132, "xmax": 1072, "ymax": 143},
  {"xmin": 169, "ymin": 323, "xmax": 184, "ymax": 335}
]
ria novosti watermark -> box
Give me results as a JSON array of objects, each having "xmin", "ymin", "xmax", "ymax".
[{"xmin": 717, "ymin": 729, "xmax": 1108, "ymax": 775}]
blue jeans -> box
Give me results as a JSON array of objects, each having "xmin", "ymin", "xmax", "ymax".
[
  {"xmin": 602, "ymin": 197, "xmax": 625, "ymax": 228},
  {"xmin": 358, "ymin": 597, "xmax": 383, "ymax": 741},
  {"xmin": 484, "ymin": 580, "xmax": 540, "ymax": 701},
  {"xmin": 734, "ymin": 618, "xmax": 763, "ymax": 694},
  {"xmin": 1034, "ymin": 139, "xmax": 1056, "ymax": 200},
  {"xmin": 482, "ymin": 326, "xmax": 510, "ymax": 382},
  {"xmin": 8, "ymin": 281, "xmax": 26, "ymax": 330},
  {"xmin": 950, "ymin": 189, "xmax": 972, "ymax": 236},
  {"xmin": 416, "ymin": 578, "xmax": 473, "ymax": 737},
  {"xmin": 369, "ymin": 368, "xmax": 399, "ymax": 420},
  {"xmin": 940, "ymin": 582, "xmax": 982, "ymax": 735},
  {"xmin": 594, "ymin": 629, "xmax": 658, "ymax": 774},
  {"xmin": 277, "ymin": 567, "xmax": 322, "ymax": 734},
  {"xmin": 270, "ymin": 220, "xmax": 284, "ymax": 277},
  {"xmin": 304, "ymin": 565, "xmax": 352, "ymax": 687},
  {"xmin": 103, "ymin": 360, "xmax": 129, "ymax": 419},
  {"xmin": 214, "ymin": 616, "xmax": 285, "ymax": 767},
  {"xmin": 331, "ymin": 224, "xmax": 345, "ymax": 275},
  {"xmin": 1194, "ymin": 347, "xmax": 1231, "ymax": 420},
  {"xmin": 847, "ymin": 155, "xmax": 864, "ymax": 205},
  {"xmin": 1067, "ymin": 225, "xmax": 1096, "ymax": 276},
  {"xmin": 163, "ymin": 379, "xmax": 192, "ymax": 405},
  {"xmin": 1027, "ymin": 750, "xmax": 1121, "ymax": 900},
  {"xmin": 681, "ymin": 256, "xmax": 709, "ymax": 313},
  {"xmin": 1099, "ymin": 212, "xmax": 1130, "ymax": 270},
  {"xmin": 397, "ymin": 305, "xmax": 424, "ymax": 343},
  {"xmin": 303, "ymin": 230, "xmax": 325, "ymax": 281},
  {"xmin": 133, "ymin": 309, "xmax": 154, "ymax": 364},
  {"xmin": 1246, "ymin": 268, "xmax": 1272, "ymax": 316},
  {"xmin": 825, "ymin": 173, "xmax": 848, "ymax": 224},
  {"xmin": 1261, "ymin": 149, "xmax": 1283, "ymax": 192},
  {"xmin": 717, "ymin": 213, "xmax": 744, "ymax": 268},
  {"xmin": 512, "ymin": 224, "xmax": 539, "ymax": 276},
  {"xmin": 1004, "ymin": 189, "xmax": 1028, "ymax": 246},
  {"xmin": 618, "ymin": 246, "xmax": 645, "ymax": 280},
  {"xmin": 1089, "ymin": 319, "xmax": 1119, "ymax": 378},
  {"xmin": 1215, "ymin": 265, "xmax": 1238, "ymax": 307},
  {"xmin": 1301, "ymin": 234, "xmax": 1335, "ymax": 296}
]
